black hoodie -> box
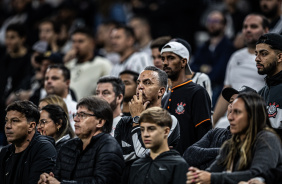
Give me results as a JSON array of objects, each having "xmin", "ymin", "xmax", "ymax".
[{"xmin": 129, "ymin": 150, "xmax": 188, "ymax": 184}]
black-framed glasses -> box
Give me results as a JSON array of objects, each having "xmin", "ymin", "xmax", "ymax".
[
  {"xmin": 73, "ymin": 112, "xmax": 96, "ymax": 120},
  {"xmin": 39, "ymin": 119, "xmax": 53, "ymax": 127}
]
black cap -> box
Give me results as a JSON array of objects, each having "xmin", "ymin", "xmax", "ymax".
[
  {"xmin": 35, "ymin": 51, "xmax": 63, "ymax": 64},
  {"xmin": 222, "ymin": 86, "xmax": 257, "ymax": 102},
  {"xmin": 256, "ymin": 33, "xmax": 282, "ymax": 51}
]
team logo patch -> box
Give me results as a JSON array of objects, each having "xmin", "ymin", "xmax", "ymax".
[
  {"xmin": 267, "ymin": 102, "xmax": 279, "ymax": 118},
  {"xmin": 175, "ymin": 102, "xmax": 186, "ymax": 115}
]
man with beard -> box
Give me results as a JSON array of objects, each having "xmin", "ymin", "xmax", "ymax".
[
  {"xmin": 255, "ymin": 33, "xmax": 282, "ymax": 140},
  {"xmin": 119, "ymin": 70, "xmax": 139, "ymax": 116},
  {"xmin": 213, "ymin": 14, "xmax": 269, "ymax": 128},
  {"xmin": 191, "ymin": 10, "xmax": 235, "ymax": 107},
  {"xmin": 161, "ymin": 41, "xmax": 212, "ymax": 155},
  {"xmin": 96, "ymin": 76, "xmax": 125, "ymax": 136},
  {"xmin": 114, "ymin": 66, "xmax": 180, "ymax": 184},
  {"xmin": 44, "ymin": 64, "xmax": 77, "ymax": 130},
  {"xmin": 65, "ymin": 27, "xmax": 112, "ymax": 100},
  {"xmin": 260, "ymin": 0, "xmax": 282, "ymax": 34}
]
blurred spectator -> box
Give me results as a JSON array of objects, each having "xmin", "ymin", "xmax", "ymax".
[
  {"xmin": 259, "ymin": 0, "xmax": 282, "ymax": 34},
  {"xmin": 65, "ymin": 27, "xmax": 112, "ymax": 100},
  {"xmin": 110, "ymin": 25, "xmax": 152, "ymax": 77},
  {"xmin": 128, "ymin": 15, "xmax": 152, "ymax": 56},
  {"xmin": 0, "ymin": 0, "xmax": 32, "ymax": 46},
  {"xmin": 0, "ymin": 23, "xmax": 33, "ymax": 106},
  {"xmin": 94, "ymin": 0, "xmax": 127, "ymax": 30},
  {"xmin": 191, "ymin": 10, "xmax": 235, "ymax": 107},
  {"xmin": 95, "ymin": 21, "xmax": 120, "ymax": 65}
]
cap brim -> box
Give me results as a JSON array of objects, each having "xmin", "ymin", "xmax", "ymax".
[{"xmin": 222, "ymin": 88, "xmax": 239, "ymax": 102}]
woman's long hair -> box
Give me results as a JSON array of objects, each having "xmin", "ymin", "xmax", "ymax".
[
  {"xmin": 223, "ymin": 92, "xmax": 271, "ymax": 170},
  {"xmin": 42, "ymin": 104, "xmax": 74, "ymax": 141},
  {"xmin": 39, "ymin": 95, "xmax": 75, "ymax": 139}
]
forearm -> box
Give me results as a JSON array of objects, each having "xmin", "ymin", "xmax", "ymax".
[{"xmin": 213, "ymin": 94, "xmax": 229, "ymax": 127}]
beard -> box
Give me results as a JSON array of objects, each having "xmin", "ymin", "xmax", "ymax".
[
  {"xmin": 258, "ymin": 60, "xmax": 277, "ymax": 76},
  {"xmin": 262, "ymin": 5, "xmax": 279, "ymax": 18},
  {"xmin": 109, "ymin": 98, "xmax": 118, "ymax": 111},
  {"xmin": 208, "ymin": 29, "xmax": 223, "ymax": 37}
]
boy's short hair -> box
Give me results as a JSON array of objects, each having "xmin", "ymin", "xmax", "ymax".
[{"xmin": 139, "ymin": 107, "xmax": 172, "ymax": 128}]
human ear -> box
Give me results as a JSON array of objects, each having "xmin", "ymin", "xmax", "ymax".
[{"xmin": 97, "ymin": 119, "xmax": 106, "ymax": 128}]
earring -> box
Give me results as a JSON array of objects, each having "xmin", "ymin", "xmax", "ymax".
[{"xmin": 57, "ymin": 127, "xmax": 60, "ymax": 132}]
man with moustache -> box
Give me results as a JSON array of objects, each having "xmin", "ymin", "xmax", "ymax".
[
  {"xmin": 0, "ymin": 100, "xmax": 56, "ymax": 184},
  {"xmin": 114, "ymin": 66, "xmax": 180, "ymax": 183},
  {"xmin": 161, "ymin": 41, "xmax": 212, "ymax": 155},
  {"xmin": 213, "ymin": 13, "xmax": 269, "ymax": 127},
  {"xmin": 96, "ymin": 76, "xmax": 125, "ymax": 136},
  {"xmin": 255, "ymin": 33, "xmax": 282, "ymax": 140}
]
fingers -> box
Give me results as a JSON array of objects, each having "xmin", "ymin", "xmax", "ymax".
[
  {"xmin": 38, "ymin": 173, "xmax": 49, "ymax": 184},
  {"xmin": 143, "ymin": 101, "xmax": 150, "ymax": 109}
]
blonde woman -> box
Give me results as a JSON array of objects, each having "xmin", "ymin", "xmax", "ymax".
[{"xmin": 187, "ymin": 92, "xmax": 282, "ymax": 184}]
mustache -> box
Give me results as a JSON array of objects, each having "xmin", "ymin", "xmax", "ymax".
[{"xmin": 163, "ymin": 66, "xmax": 171, "ymax": 70}]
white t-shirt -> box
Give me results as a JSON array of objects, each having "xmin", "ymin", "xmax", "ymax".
[
  {"xmin": 224, "ymin": 48, "xmax": 265, "ymax": 91},
  {"xmin": 66, "ymin": 56, "xmax": 112, "ymax": 100},
  {"xmin": 110, "ymin": 51, "xmax": 152, "ymax": 77},
  {"xmin": 63, "ymin": 94, "xmax": 77, "ymax": 131}
]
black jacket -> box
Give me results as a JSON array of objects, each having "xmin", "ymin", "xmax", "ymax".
[
  {"xmin": 259, "ymin": 70, "xmax": 282, "ymax": 139},
  {"xmin": 0, "ymin": 131, "xmax": 57, "ymax": 184},
  {"xmin": 129, "ymin": 150, "xmax": 188, "ymax": 184},
  {"xmin": 53, "ymin": 133, "xmax": 125, "ymax": 184}
]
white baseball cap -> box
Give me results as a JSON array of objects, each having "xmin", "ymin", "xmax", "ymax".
[{"xmin": 160, "ymin": 41, "xmax": 192, "ymax": 75}]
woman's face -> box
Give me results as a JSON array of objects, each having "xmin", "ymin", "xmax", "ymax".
[
  {"xmin": 228, "ymin": 98, "xmax": 249, "ymax": 140},
  {"xmin": 39, "ymin": 110, "xmax": 59, "ymax": 138}
]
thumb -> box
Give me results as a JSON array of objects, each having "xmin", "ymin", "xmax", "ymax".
[{"xmin": 144, "ymin": 101, "xmax": 150, "ymax": 109}]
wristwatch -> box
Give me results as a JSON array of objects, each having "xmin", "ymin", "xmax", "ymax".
[{"xmin": 132, "ymin": 116, "xmax": 140, "ymax": 124}]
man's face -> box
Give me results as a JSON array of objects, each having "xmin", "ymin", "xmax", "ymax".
[
  {"xmin": 39, "ymin": 22, "xmax": 55, "ymax": 43},
  {"xmin": 5, "ymin": 30, "xmax": 24, "ymax": 53},
  {"xmin": 140, "ymin": 122, "xmax": 169, "ymax": 150},
  {"xmin": 5, "ymin": 110, "xmax": 30, "ymax": 144},
  {"xmin": 260, "ymin": 0, "xmax": 279, "ymax": 17},
  {"xmin": 72, "ymin": 33, "xmax": 94, "ymax": 58},
  {"xmin": 242, "ymin": 15, "xmax": 267, "ymax": 46},
  {"xmin": 255, "ymin": 43, "xmax": 281, "ymax": 76},
  {"xmin": 73, "ymin": 106, "xmax": 100, "ymax": 139},
  {"xmin": 44, "ymin": 68, "xmax": 69, "ymax": 97},
  {"xmin": 120, "ymin": 73, "xmax": 137, "ymax": 102},
  {"xmin": 152, "ymin": 48, "xmax": 163, "ymax": 69},
  {"xmin": 111, "ymin": 28, "xmax": 133, "ymax": 54},
  {"xmin": 129, "ymin": 19, "xmax": 146, "ymax": 41},
  {"xmin": 137, "ymin": 70, "xmax": 162, "ymax": 105},
  {"xmin": 161, "ymin": 52, "xmax": 183, "ymax": 81},
  {"xmin": 96, "ymin": 82, "xmax": 118, "ymax": 111},
  {"xmin": 206, "ymin": 11, "xmax": 225, "ymax": 37}
]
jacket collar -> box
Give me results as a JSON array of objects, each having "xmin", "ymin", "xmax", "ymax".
[{"xmin": 265, "ymin": 70, "xmax": 282, "ymax": 87}]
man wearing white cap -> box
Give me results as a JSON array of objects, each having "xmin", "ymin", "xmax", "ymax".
[{"xmin": 161, "ymin": 41, "xmax": 212, "ymax": 154}]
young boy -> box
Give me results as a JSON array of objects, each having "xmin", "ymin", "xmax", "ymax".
[{"xmin": 129, "ymin": 107, "xmax": 188, "ymax": 184}]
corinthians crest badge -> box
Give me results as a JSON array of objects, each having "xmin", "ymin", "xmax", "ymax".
[
  {"xmin": 267, "ymin": 102, "xmax": 279, "ymax": 118},
  {"xmin": 175, "ymin": 102, "xmax": 186, "ymax": 115}
]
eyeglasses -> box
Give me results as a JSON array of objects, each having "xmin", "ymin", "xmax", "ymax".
[
  {"xmin": 39, "ymin": 119, "xmax": 53, "ymax": 127},
  {"xmin": 72, "ymin": 112, "xmax": 96, "ymax": 120}
]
